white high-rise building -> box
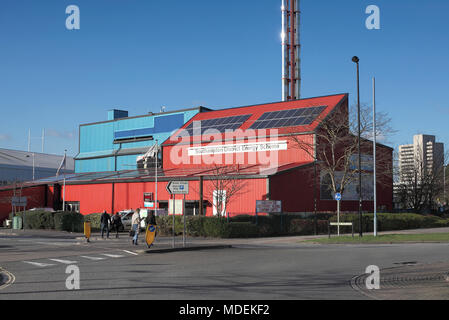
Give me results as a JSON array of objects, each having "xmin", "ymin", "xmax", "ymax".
[{"xmin": 399, "ymin": 134, "xmax": 444, "ymax": 184}]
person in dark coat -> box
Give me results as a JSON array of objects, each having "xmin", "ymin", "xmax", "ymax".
[
  {"xmin": 145, "ymin": 211, "xmax": 157, "ymax": 226},
  {"xmin": 100, "ymin": 210, "xmax": 111, "ymax": 239},
  {"xmin": 111, "ymin": 212, "xmax": 123, "ymax": 238}
]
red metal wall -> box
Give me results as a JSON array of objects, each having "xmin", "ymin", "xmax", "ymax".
[
  {"xmin": 269, "ymin": 145, "xmax": 393, "ymax": 213},
  {"xmin": 163, "ymin": 133, "xmax": 315, "ymax": 170},
  {"xmin": 63, "ymin": 178, "xmax": 268, "ymax": 217},
  {"xmin": 0, "ymin": 185, "xmax": 48, "ymax": 222}
]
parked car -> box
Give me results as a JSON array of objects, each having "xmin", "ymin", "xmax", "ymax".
[
  {"xmin": 118, "ymin": 211, "xmax": 134, "ymax": 231},
  {"xmin": 117, "ymin": 209, "xmax": 147, "ymax": 231}
]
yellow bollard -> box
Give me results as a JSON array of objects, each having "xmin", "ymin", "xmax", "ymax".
[
  {"xmin": 84, "ymin": 221, "xmax": 91, "ymax": 242},
  {"xmin": 145, "ymin": 224, "xmax": 157, "ymax": 248}
]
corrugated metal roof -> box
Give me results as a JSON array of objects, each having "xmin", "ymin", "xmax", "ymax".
[
  {"xmin": 0, "ymin": 162, "xmax": 311, "ymax": 190},
  {"xmin": 0, "ymin": 148, "xmax": 74, "ymax": 170},
  {"xmin": 164, "ymin": 93, "xmax": 348, "ymax": 145}
]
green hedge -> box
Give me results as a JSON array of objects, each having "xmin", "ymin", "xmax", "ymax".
[
  {"xmin": 9, "ymin": 210, "xmax": 84, "ymax": 232},
  {"xmin": 54, "ymin": 211, "xmax": 84, "ymax": 232},
  {"xmin": 155, "ymin": 215, "xmax": 328, "ymax": 238},
  {"xmin": 288, "ymin": 219, "xmax": 328, "ymax": 235},
  {"xmin": 83, "ymin": 212, "xmax": 104, "ymax": 231},
  {"xmin": 9, "ymin": 211, "xmax": 449, "ymax": 238},
  {"xmin": 9, "ymin": 210, "xmax": 54, "ymax": 230},
  {"xmin": 226, "ymin": 222, "xmax": 259, "ymax": 238},
  {"xmin": 330, "ymin": 213, "xmax": 449, "ymax": 233}
]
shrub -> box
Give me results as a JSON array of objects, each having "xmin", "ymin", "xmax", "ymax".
[
  {"xmin": 83, "ymin": 213, "xmax": 103, "ymax": 231},
  {"xmin": 202, "ymin": 217, "xmax": 229, "ymax": 238},
  {"xmin": 186, "ymin": 216, "xmax": 205, "ymax": 237},
  {"xmin": 288, "ymin": 219, "xmax": 328, "ymax": 235},
  {"xmin": 155, "ymin": 216, "xmax": 186, "ymax": 236},
  {"xmin": 8, "ymin": 210, "xmax": 84, "ymax": 232},
  {"xmin": 226, "ymin": 222, "xmax": 259, "ymax": 238},
  {"xmin": 54, "ymin": 211, "xmax": 84, "ymax": 232},
  {"xmin": 10, "ymin": 210, "xmax": 54, "ymax": 230}
]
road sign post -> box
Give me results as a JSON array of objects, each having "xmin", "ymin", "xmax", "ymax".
[
  {"xmin": 172, "ymin": 195, "xmax": 175, "ymax": 248},
  {"xmin": 183, "ymin": 194, "xmax": 186, "ymax": 248},
  {"xmin": 166, "ymin": 181, "xmax": 190, "ymax": 249},
  {"xmin": 334, "ymin": 193, "xmax": 342, "ymax": 236}
]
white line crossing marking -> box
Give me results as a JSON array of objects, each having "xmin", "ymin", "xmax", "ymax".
[
  {"xmin": 101, "ymin": 253, "xmax": 125, "ymax": 258},
  {"xmin": 23, "ymin": 261, "xmax": 56, "ymax": 268},
  {"xmin": 122, "ymin": 250, "xmax": 138, "ymax": 256},
  {"xmin": 80, "ymin": 256, "xmax": 106, "ymax": 261},
  {"xmin": 49, "ymin": 258, "xmax": 78, "ymax": 265}
]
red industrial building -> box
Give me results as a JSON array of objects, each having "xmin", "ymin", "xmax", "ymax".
[{"xmin": 0, "ymin": 93, "xmax": 393, "ymax": 222}]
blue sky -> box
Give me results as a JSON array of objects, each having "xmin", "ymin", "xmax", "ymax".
[{"xmin": 0, "ymin": 0, "xmax": 448, "ymax": 157}]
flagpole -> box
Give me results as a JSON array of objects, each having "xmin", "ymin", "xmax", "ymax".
[
  {"xmin": 63, "ymin": 149, "xmax": 67, "ymax": 211},
  {"xmin": 373, "ymin": 78, "xmax": 377, "ymax": 237}
]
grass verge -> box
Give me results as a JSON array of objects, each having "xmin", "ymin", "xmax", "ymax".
[{"xmin": 304, "ymin": 233, "xmax": 449, "ymax": 244}]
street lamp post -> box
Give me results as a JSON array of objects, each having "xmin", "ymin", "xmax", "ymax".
[
  {"xmin": 314, "ymin": 158, "xmax": 318, "ymax": 235},
  {"xmin": 352, "ymin": 56, "xmax": 363, "ymax": 237},
  {"xmin": 155, "ymin": 140, "xmax": 158, "ymax": 210}
]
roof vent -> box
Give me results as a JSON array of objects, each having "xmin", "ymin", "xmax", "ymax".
[{"xmin": 108, "ymin": 109, "xmax": 128, "ymax": 120}]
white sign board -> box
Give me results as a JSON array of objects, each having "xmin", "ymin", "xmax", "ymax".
[
  {"xmin": 187, "ymin": 141, "xmax": 288, "ymax": 156},
  {"xmin": 256, "ymin": 200, "xmax": 282, "ymax": 213},
  {"xmin": 166, "ymin": 181, "xmax": 189, "ymax": 195}
]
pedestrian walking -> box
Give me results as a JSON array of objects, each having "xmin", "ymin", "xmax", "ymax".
[
  {"xmin": 145, "ymin": 210, "xmax": 157, "ymax": 226},
  {"xmin": 112, "ymin": 212, "xmax": 122, "ymax": 238},
  {"xmin": 100, "ymin": 210, "xmax": 111, "ymax": 239},
  {"xmin": 131, "ymin": 208, "xmax": 141, "ymax": 245}
]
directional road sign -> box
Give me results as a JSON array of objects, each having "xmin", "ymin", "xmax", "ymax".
[{"xmin": 166, "ymin": 181, "xmax": 189, "ymax": 195}]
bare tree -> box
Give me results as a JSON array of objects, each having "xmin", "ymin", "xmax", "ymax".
[
  {"xmin": 396, "ymin": 146, "xmax": 447, "ymax": 212},
  {"xmin": 289, "ymin": 103, "xmax": 393, "ymax": 203},
  {"xmin": 207, "ymin": 165, "xmax": 248, "ymax": 218}
]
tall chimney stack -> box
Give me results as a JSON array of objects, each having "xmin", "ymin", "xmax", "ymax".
[{"xmin": 282, "ymin": 0, "xmax": 301, "ymax": 101}]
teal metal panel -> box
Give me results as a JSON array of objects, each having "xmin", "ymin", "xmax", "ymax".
[
  {"xmin": 76, "ymin": 109, "xmax": 202, "ymax": 173},
  {"xmin": 116, "ymin": 155, "xmax": 141, "ymax": 171},
  {"xmin": 80, "ymin": 122, "xmax": 114, "ymax": 153},
  {"xmin": 75, "ymin": 157, "xmax": 115, "ymax": 173}
]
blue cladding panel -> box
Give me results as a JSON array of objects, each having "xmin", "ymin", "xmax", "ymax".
[
  {"xmin": 154, "ymin": 114, "xmax": 184, "ymax": 133},
  {"xmin": 114, "ymin": 128, "xmax": 154, "ymax": 139},
  {"xmin": 113, "ymin": 114, "xmax": 184, "ymax": 139},
  {"xmin": 76, "ymin": 109, "xmax": 200, "ymax": 173}
]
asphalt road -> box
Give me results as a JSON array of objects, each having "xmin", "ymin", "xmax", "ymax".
[{"xmin": 1, "ymin": 230, "xmax": 449, "ymax": 300}]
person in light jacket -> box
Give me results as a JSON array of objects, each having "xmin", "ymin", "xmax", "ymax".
[{"xmin": 131, "ymin": 209, "xmax": 141, "ymax": 245}]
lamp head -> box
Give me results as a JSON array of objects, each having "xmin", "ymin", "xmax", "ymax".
[{"xmin": 352, "ymin": 56, "xmax": 359, "ymax": 63}]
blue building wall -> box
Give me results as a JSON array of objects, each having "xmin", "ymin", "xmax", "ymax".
[{"xmin": 75, "ymin": 108, "xmax": 204, "ymax": 173}]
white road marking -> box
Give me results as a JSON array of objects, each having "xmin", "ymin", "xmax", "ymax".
[
  {"xmin": 122, "ymin": 250, "xmax": 138, "ymax": 256},
  {"xmin": 49, "ymin": 258, "xmax": 78, "ymax": 264},
  {"xmin": 23, "ymin": 261, "xmax": 56, "ymax": 268},
  {"xmin": 80, "ymin": 256, "xmax": 106, "ymax": 261},
  {"xmin": 101, "ymin": 253, "xmax": 124, "ymax": 258}
]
